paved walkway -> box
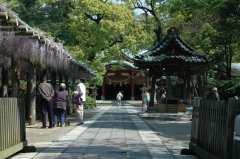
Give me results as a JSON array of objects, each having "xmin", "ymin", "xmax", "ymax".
[{"xmin": 11, "ymin": 101, "xmax": 197, "ymax": 159}]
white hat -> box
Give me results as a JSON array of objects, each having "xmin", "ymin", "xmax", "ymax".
[{"xmin": 212, "ymin": 87, "xmax": 217, "ymax": 91}]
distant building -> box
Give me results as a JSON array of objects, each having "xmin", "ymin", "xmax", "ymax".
[{"xmin": 96, "ymin": 51, "xmax": 149, "ymax": 100}]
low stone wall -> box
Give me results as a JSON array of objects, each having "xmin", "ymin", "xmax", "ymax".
[{"xmin": 155, "ymin": 104, "xmax": 186, "ymax": 113}]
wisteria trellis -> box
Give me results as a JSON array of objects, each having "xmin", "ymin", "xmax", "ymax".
[{"xmin": 0, "ymin": 31, "xmax": 86, "ymax": 77}]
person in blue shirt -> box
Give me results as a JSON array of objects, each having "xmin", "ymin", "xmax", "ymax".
[
  {"xmin": 161, "ymin": 91, "xmax": 166, "ymax": 99},
  {"xmin": 146, "ymin": 91, "xmax": 150, "ymax": 109}
]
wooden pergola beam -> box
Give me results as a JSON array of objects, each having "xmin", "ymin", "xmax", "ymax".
[
  {"xmin": 17, "ymin": 25, "xmax": 28, "ymax": 32},
  {"xmin": 8, "ymin": 19, "xmax": 19, "ymax": 26},
  {"xmin": 0, "ymin": 12, "xmax": 8, "ymax": 19},
  {"xmin": 31, "ymin": 33, "xmax": 40, "ymax": 40},
  {"xmin": 0, "ymin": 26, "xmax": 18, "ymax": 31},
  {"xmin": 38, "ymin": 38, "xmax": 46, "ymax": 44},
  {"xmin": 15, "ymin": 30, "xmax": 34, "ymax": 36},
  {"xmin": 0, "ymin": 18, "xmax": 18, "ymax": 26}
]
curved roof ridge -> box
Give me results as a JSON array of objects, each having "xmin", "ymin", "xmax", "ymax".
[
  {"xmin": 105, "ymin": 60, "xmax": 138, "ymax": 70},
  {"xmin": 174, "ymin": 35, "xmax": 207, "ymax": 58},
  {"xmin": 134, "ymin": 27, "xmax": 214, "ymax": 62}
]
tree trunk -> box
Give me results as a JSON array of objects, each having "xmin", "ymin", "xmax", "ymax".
[
  {"xmin": 202, "ymin": 71, "xmax": 208, "ymax": 100},
  {"xmin": 191, "ymin": 78, "xmax": 199, "ymax": 97},
  {"xmin": 197, "ymin": 70, "xmax": 208, "ymax": 100},
  {"xmin": 27, "ymin": 64, "xmax": 36, "ymax": 125}
]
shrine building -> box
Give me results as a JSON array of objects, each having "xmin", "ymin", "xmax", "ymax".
[
  {"xmin": 96, "ymin": 27, "xmax": 214, "ymax": 102},
  {"xmin": 96, "ymin": 51, "xmax": 149, "ymax": 100}
]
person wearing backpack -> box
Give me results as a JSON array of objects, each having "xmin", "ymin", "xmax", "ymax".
[{"xmin": 116, "ymin": 91, "xmax": 123, "ymax": 107}]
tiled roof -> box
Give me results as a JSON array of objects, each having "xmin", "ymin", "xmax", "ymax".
[
  {"xmin": 105, "ymin": 60, "xmax": 138, "ymax": 70},
  {"xmin": 134, "ymin": 28, "xmax": 214, "ymax": 64}
]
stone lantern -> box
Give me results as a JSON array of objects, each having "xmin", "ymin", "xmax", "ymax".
[{"xmin": 91, "ymin": 84, "xmax": 98, "ymax": 100}]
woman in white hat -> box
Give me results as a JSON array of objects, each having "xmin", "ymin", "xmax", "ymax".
[{"xmin": 212, "ymin": 87, "xmax": 220, "ymax": 101}]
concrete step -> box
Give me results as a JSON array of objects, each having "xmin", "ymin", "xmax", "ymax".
[{"xmin": 139, "ymin": 112, "xmax": 192, "ymax": 121}]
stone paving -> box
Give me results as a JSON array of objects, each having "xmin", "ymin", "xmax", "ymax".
[{"xmin": 10, "ymin": 102, "xmax": 198, "ymax": 159}]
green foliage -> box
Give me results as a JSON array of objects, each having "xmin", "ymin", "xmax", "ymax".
[
  {"xmin": 215, "ymin": 79, "xmax": 240, "ymax": 101},
  {"xmin": 84, "ymin": 96, "xmax": 97, "ymax": 109},
  {"xmin": 0, "ymin": 0, "xmax": 20, "ymax": 7},
  {"xmin": 206, "ymin": 91, "xmax": 213, "ymax": 100},
  {"xmin": 88, "ymin": 73, "xmax": 103, "ymax": 88},
  {"xmin": 69, "ymin": 0, "xmax": 154, "ymax": 63}
]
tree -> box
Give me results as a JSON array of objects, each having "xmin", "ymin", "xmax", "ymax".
[
  {"xmin": 69, "ymin": 0, "xmax": 153, "ymax": 71},
  {"xmin": 167, "ymin": 0, "xmax": 240, "ymax": 99},
  {"xmin": 214, "ymin": 0, "xmax": 240, "ymax": 78}
]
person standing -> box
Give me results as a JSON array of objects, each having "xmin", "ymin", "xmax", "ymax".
[
  {"xmin": 146, "ymin": 91, "xmax": 150, "ymax": 109},
  {"xmin": 53, "ymin": 83, "xmax": 68, "ymax": 127},
  {"xmin": 212, "ymin": 87, "xmax": 220, "ymax": 101},
  {"xmin": 72, "ymin": 78, "xmax": 86, "ymax": 125},
  {"xmin": 38, "ymin": 75, "xmax": 54, "ymax": 128},
  {"xmin": 141, "ymin": 91, "xmax": 147, "ymax": 106},
  {"xmin": 161, "ymin": 91, "xmax": 166, "ymax": 99},
  {"xmin": 116, "ymin": 91, "xmax": 123, "ymax": 107}
]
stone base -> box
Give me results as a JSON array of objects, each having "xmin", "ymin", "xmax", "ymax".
[
  {"xmin": 20, "ymin": 146, "xmax": 36, "ymax": 153},
  {"xmin": 101, "ymin": 96, "xmax": 105, "ymax": 100},
  {"xmin": 180, "ymin": 148, "xmax": 196, "ymax": 155},
  {"xmin": 131, "ymin": 97, "xmax": 134, "ymax": 100},
  {"xmin": 146, "ymin": 106, "xmax": 157, "ymax": 113}
]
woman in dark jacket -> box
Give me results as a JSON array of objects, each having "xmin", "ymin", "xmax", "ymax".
[{"xmin": 53, "ymin": 83, "xmax": 68, "ymax": 127}]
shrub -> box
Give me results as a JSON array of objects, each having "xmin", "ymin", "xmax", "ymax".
[{"xmin": 84, "ymin": 96, "xmax": 97, "ymax": 109}]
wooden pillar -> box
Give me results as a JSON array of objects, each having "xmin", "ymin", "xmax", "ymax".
[
  {"xmin": 11, "ymin": 58, "xmax": 19, "ymax": 97},
  {"xmin": 72, "ymin": 78, "xmax": 76, "ymax": 114},
  {"xmin": 146, "ymin": 78, "xmax": 150, "ymax": 91},
  {"xmin": 65, "ymin": 76, "xmax": 71, "ymax": 115},
  {"xmin": 1, "ymin": 67, "xmax": 8, "ymax": 97},
  {"xmin": 187, "ymin": 75, "xmax": 191, "ymax": 106},
  {"xmin": 51, "ymin": 71, "xmax": 57, "ymax": 90},
  {"xmin": 101, "ymin": 81, "xmax": 105, "ymax": 100},
  {"xmin": 131, "ymin": 71, "xmax": 135, "ymax": 100},
  {"xmin": 131, "ymin": 81, "xmax": 134, "ymax": 100},
  {"xmin": 65, "ymin": 76, "xmax": 69, "ymax": 92},
  {"xmin": 183, "ymin": 77, "xmax": 186, "ymax": 102},
  {"xmin": 160, "ymin": 76, "xmax": 163, "ymax": 89},
  {"xmin": 149, "ymin": 74, "xmax": 156, "ymax": 108},
  {"xmin": 27, "ymin": 64, "xmax": 36, "ymax": 125}
]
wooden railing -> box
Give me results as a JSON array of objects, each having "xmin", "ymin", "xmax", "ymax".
[
  {"xmin": 190, "ymin": 97, "xmax": 236, "ymax": 159},
  {"xmin": 0, "ymin": 97, "xmax": 27, "ymax": 159}
]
